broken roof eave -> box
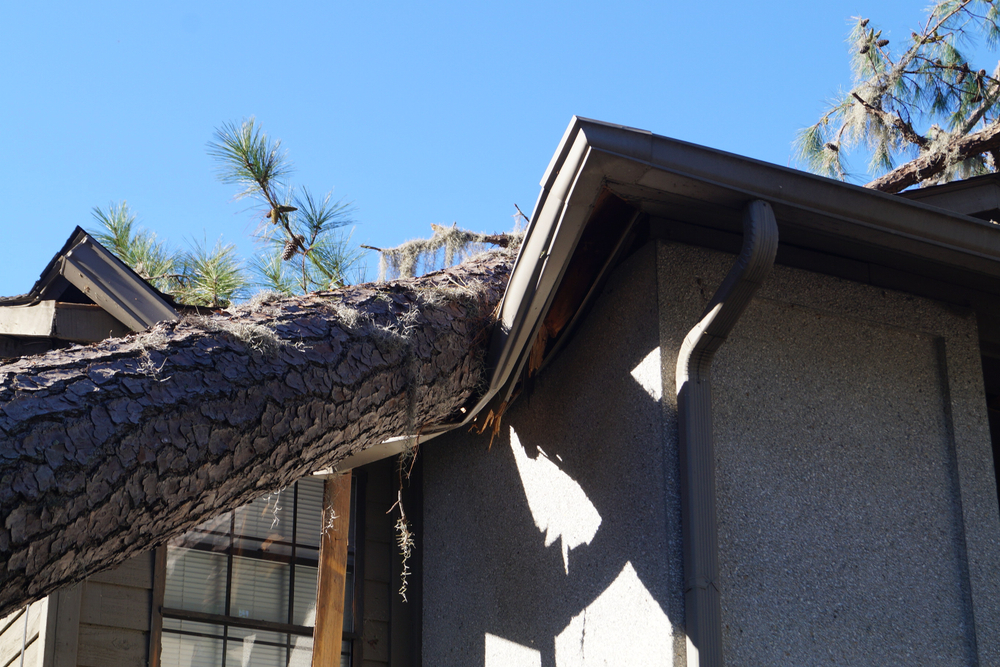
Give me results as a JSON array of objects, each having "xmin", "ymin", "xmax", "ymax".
[
  {"xmin": 334, "ymin": 116, "xmax": 1000, "ymax": 470},
  {"xmin": 483, "ymin": 116, "xmax": 1000, "ymax": 413}
]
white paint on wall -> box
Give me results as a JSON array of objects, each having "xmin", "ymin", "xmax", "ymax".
[
  {"xmin": 554, "ymin": 561, "xmax": 672, "ymax": 666},
  {"xmin": 510, "ymin": 426, "xmax": 602, "ymax": 574},
  {"xmin": 485, "ymin": 633, "xmax": 542, "ymax": 667},
  {"xmin": 630, "ymin": 346, "xmax": 662, "ymax": 401}
]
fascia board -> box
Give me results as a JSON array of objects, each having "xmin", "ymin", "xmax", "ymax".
[
  {"xmin": 587, "ymin": 147, "xmax": 1000, "ymax": 277},
  {"xmin": 537, "ymin": 117, "xmax": 651, "ymax": 192},
  {"xmin": 487, "ymin": 118, "xmax": 658, "ymax": 398},
  {"xmin": 0, "ymin": 301, "xmax": 129, "ymax": 342},
  {"xmin": 900, "ymin": 178, "xmax": 1000, "ymax": 216},
  {"xmin": 489, "ymin": 133, "xmax": 605, "ymax": 396},
  {"xmin": 0, "ymin": 301, "xmax": 56, "ymax": 337}
]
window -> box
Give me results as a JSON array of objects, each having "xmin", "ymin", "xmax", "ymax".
[{"xmin": 160, "ymin": 476, "xmax": 357, "ymax": 667}]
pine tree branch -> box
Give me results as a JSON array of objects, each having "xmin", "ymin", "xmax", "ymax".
[
  {"xmin": 861, "ymin": 1, "xmax": 973, "ymax": 107},
  {"xmin": 959, "ymin": 66, "xmax": 1000, "ymax": 135},
  {"xmin": 851, "ymin": 92, "xmax": 930, "ymax": 149},
  {"xmin": 800, "ymin": 1, "xmax": 1000, "ymax": 185},
  {"xmin": 427, "ymin": 225, "xmax": 517, "ymax": 248},
  {"xmin": 866, "ymin": 118, "xmax": 1000, "ymax": 192}
]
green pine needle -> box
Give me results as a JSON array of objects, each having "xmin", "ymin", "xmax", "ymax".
[
  {"xmin": 90, "ymin": 202, "xmax": 177, "ymax": 293},
  {"xmin": 207, "ymin": 117, "xmax": 292, "ymax": 206},
  {"xmin": 796, "ymin": 0, "xmax": 1000, "ymax": 185},
  {"xmin": 175, "ymin": 239, "xmax": 249, "ymax": 308}
]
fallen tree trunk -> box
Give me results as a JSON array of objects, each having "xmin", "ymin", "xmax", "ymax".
[
  {"xmin": 866, "ymin": 119, "xmax": 1000, "ymax": 193},
  {"xmin": 0, "ymin": 250, "xmax": 513, "ymax": 617}
]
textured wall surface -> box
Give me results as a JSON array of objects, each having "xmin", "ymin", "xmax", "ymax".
[
  {"xmin": 422, "ymin": 237, "xmax": 1000, "ymax": 667},
  {"xmin": 658, "ymin": 241, "xmax": 1000, "ymax": 667},
  {"xmin": 422, "ymin": 244, "xmax": 683, "ymax": 667}
]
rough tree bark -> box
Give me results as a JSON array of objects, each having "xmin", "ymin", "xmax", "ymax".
[
  {"xmin": 0, "ymin": 250, "xmax": 513, "ymax": 618},
  {"xmin": 866, "ymin": 121, "xmax": 1000, "ymax": 193}
]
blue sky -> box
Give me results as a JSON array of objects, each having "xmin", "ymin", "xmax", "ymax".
[{"xmin": 0, "ymin": 1, "xmax": 945, "ymax": 296}]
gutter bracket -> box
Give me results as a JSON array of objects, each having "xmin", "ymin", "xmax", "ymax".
[{"xmin": 675, "ymin": 199, "xmax": 778, "ymax": 667}]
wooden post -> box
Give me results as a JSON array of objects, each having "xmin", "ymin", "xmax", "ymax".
[
  {"xmin": 147, "ymin": 546, "xmax": 166, "ymax": 667},
  {"xmin": 312, "ymin": 473, "xmax": 352, "ymax": 667}
]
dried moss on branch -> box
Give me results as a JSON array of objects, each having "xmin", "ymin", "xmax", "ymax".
[
  {"xmin": 0, "ymin": 249, "xmax": 514, "ymax": 618},
  {"xmin": 366, "ymin": 223, "xmax": 523, "ymax": 281}
]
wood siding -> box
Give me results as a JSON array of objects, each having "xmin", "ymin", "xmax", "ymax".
[
  {"xmin": 75, "ymin": 551, "xmax": 154, "ymax": 667},
  {"xmin": 19, "ymin": 550, "xmax": 156, "ymax": 667}
]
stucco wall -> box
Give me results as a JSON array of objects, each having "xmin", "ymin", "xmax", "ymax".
[
  {"xmin": 422, "ymin": 243, "xmax": 682, "ymax": 667},
  {"xmin": 421, "ymin": 238, "xmax": 1000, "ymax": 666},
  {"xmin": 658, "ymin": 241, "xmax": 1000, "ymax": 666}
]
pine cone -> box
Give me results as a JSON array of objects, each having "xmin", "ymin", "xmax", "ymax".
[
  {"xmin": 980, "ymin": 69, "xmax": 988, "ymax": 78},
  {"xmin": 282, "ymin": 239, "xmax": 297, "ymax": 261},
  {"xmin": 860, "ymin": 18, "xmax": 869, "ymax": 27},
  {"xmin": 824, "ymin": 142, "xmax": 839, "ymax": 152},
  {"xmin": 957, "ymin": 71, "xmax": 966, "ymax": 84},
  {"xmin": 877, "ymin": 39, "xmax": 889, "ymax": 48},
  {"xmin": 860, "ymin": 45, "xmax": 870, "ymax": 54}
]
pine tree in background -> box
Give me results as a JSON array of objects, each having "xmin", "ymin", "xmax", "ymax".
[
  {"xmin": 90, "ymin": 202, "xmax": 175, "ymax": 293},
  {"xmin": 208, "ymin": 118, "xmax": 365, "ymax": 294},
  {"xmin": 90, "ymin": 118, "xmax": 365, "ymax": 305},
  {"xmin": 173, "ymin": 239, "xmax": 249, "ymax": 308},
  {"xmin": 798, "ymin": 0, "xmax": 1000, "ymax": 193},
  {"xmin": 89, "ymin": 202, "xmax": 249, "ymax": 308}
]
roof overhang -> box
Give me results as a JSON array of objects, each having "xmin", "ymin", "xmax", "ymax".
[
  {"xmin": 899, "ymin": 172, "xmax": 1000, "ymax": 220},
  {"xmin": 482, "ymin": 117, "xmax": 1000, "ymax": 412},
  {"xmin": 334, "ymin": 116, "xmax": 1000, "ymax": 469}
]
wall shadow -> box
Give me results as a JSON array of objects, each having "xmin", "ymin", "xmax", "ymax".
[{"xmin": 421, "ymin": 243, "xmax": 683, "ymax": 666}]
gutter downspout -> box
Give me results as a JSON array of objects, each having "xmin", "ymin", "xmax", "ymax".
[{"xmin": 676, "ymin": 200, "xmax": 778, "ymax": 667}]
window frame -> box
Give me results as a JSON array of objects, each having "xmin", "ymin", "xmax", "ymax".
[{"xmin": 154, "ymin": 474, "xmax": 362, "ymax": 667}]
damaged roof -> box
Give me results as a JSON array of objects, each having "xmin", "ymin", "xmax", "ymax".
[{"xmin": 479, "ymin": 116, "xmax": 1000, "ymax": 414}]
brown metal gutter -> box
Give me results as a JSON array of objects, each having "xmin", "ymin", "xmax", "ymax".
[{"xmin": 676, "ymin": 200, "xmax": 778, "ymax": 667}]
